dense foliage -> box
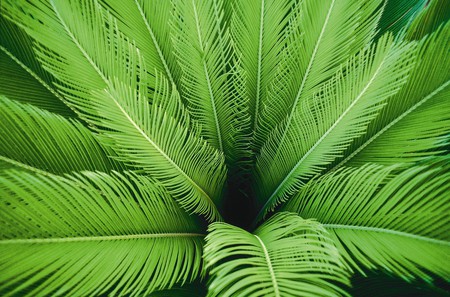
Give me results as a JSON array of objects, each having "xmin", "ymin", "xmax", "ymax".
[{"xmin": 0, "ymin": 0, "xmax": 449, "ymax": 296}]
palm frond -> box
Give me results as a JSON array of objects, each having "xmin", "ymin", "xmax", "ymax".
[
  {"xmin": 375, "ymin": 0, "xmax": 427, "ymax": 38},
  {"xmin": 333, "ymin": 23, "xmax": 450, "ymax": 169},
  {"xmin": 406, "ymin": 0, "xmax": 450, "ymax": 40},
  {"xmin": 253, "ymin": 0, "xmax": 383, "ymax": 151},
  {"xmin": 283, "ymin": 160, "xmax": 450, "ymax": 281},
  {"xmin": 0, "ymin": 96, "xmax": 121, "ymax": 174},
  {"xmin": 171, "ymin": 0, "xmax": 250, "ymax": 165},
  {"xmin": 0, "ymin": 170, "xmax": 204, "ymax": 296},
  {"xmin": 90, "ymin": 72, "xmax": 227, "ymax": 222},
  {"xmin": 2, "ymin": 0, "xmax": 112, "ymax": 108},
  {"xmin": 0, "ymin": 17, "xmax": 74, "ymax": 116},
  {"xmin": 230, "ymin": 0, "xmax": 291, "ymax": 147},
  {"xmin": 254, "ymin": 35, "xmax": 417, "ymax": 219},
  {"xmin": 99, "ymin": 0, "xmax": 180, "ymax": 87},
  {"xmin": 204, "ymin": 212, "xmax": 349, "ymax": 297},
  {"xmin": 3, "ymin": 0, "xmax": 227, "ymax": 221}
]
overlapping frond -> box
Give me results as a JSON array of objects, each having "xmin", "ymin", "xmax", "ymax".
[
  {"xmin": 283, "ymin": 160, "xmax": 450, "ymax": 281},
  {"xmin": 171, "ymin": 0, "xmax": 250, "ymax": 165},
  {"xmin": 0, "ymin": 17, "xmax": 74, "ymax": 116},
  {"xmin": 3, "ymin": 0, "xmax": 227, "ymax": 221},
  {"xmin": 2, "ymin": 0, "xmax": 111, "ymax": 108},
  {"xmin": 375, "ymin": 0, "xmax": 427, "ymax": 38},
  {"xmin": 253, "ymin": 0, "xmax": 383, "ymax": 151},
  {"xmin": 334, "ymin": 22, "xmax": 450, "ymax": 169},
  {"xmin": 0, "ymin": 170, "xmax": 204, "ymax": 296},
  {"xmin": 255, "ymin": 35, "xmax": 417, "ymax": 218},
  {"xmin": 0, "ymin": 96, "xmax": 120, "ymax": 174},
  {"xmin": 99, "ymin": 0, "xmax": 180, "ymax": 87},
  {"xmin": 230, "ymin": 0, "xmax": 291, "ymax": 146},
  {"xmin": 89, "ymin": 72, "xmax": 227, "ymax": 221},
  {"xmin": 0, "ymin": 0, "xmax": 448, "ymax": 294},
  {"xmin": 406, "ymin": 0, "xmax": 450, "ymax": 40},
  {"xmin": 204, "ymin": 212, "xmax": 349, "ymax": 297}
]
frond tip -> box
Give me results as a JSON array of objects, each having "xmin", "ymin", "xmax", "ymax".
[{"xmin": 204, "ymin": 212, "xmax": 350, "ymax": 297}]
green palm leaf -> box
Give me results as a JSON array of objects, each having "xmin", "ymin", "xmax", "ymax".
[
  {"xmin": 406, "ymin": 0, "xmax": 450, "ymax": 40},
  {"xmin": 333, "ymin": 22, "xmax": 450, "ymax": 169},
  {"xmin": 255, "ymin": 35, "xmax": 417, "ymax": 219},
  {"xmin": 2, "ymin": 0, "xmax": 113, "ymax": 108},
  {"xmin": 204, "ymin": 212, "xmax": 349, "ymax": 297},
  {"xmin": 3, "ymin": 0, "xmax": 227, "ymax": 221},
  {"xmin": 283, "ymin": 160, "xmax": 450, "ymax": 281},
  {"xmin": 253, "ymin": 0, "xmax": 383, "ymax": 152},
  {"xmin": 230, "ymin": 0, "xmax": 291, "ymax": 149},
  {"xmin": 89, "ymin": 72, "xmax": 227, "ymax": 221},
  {"xmin": 99, "ymin": 0, "xmax": 180, "ymax": 88},
  {"xmin": 0, "ymin": 17, "xmax": 74, "ymax": 116},
  {"xmin": 171, "ymin": 0, "xmax": 250, "ymax": 165},
  {"xmin": 0, "ymin": 170, "xmax": 204, "ymax": 296},
  {"xmin": 1, "ymin": 0, "xmax": 448, "ymax": 295},
  {"xmin": 0, "ymin": 96, "xmax": 120, "ymax": 174},
  {"xmin": 375, "ymin": 0, "xmax": 427, "ymax": 38}
]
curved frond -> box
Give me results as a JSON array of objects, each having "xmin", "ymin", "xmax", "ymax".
[
  {"xmin": 255, "ymin": 35, "xmax": 417, "ymax": 219},
  {"xmin": 334, "ymin": 22, "xmax": 450, "ymax": 169},
  {"xmin": 0, "ymin": 96, "xmax": 121, "ymax": 174},
  {"xmin": 204, "ymin": 212, "xmax": 349, "ymax": 297},
  {"xmin": 283, "ymin": 160, "xmax": 450, "ymax": 281},
  {"xmin": 171, "ymin": 0, "xmax": 250, "ymax": 165},
  {"xmin": 99, "ymin": 0, "xmax": 180, "ymax": 87},
  {"xmin": 375, "ymin": 0, "xmax": 427, "ymax": 38},
  {"xmin": 0, "ymin": 170, "xmax": 204, "ymax": 296},
  {"xmin": 2, "ymin": 0, "xmax": 227, "ymax": 221},
  {"xmin": 2, "ymin": 0, "xmax": 112, "ymax": 108},
  {"xmin": 0, "ymin": 17, "xmax": 74, "ymax": 116},
  {"xmin": 90, "ymin": 73, "xmax": 227, "ymax": 222},
  {"xmin": 230, "ymin": 0, "xmax": 291, "ymax": 145},
  {"xmin": 254, "ymin": 0, "xmax": 383, "ymax": 151},
  {"xmin": 406, "ymin": 0, "xmax": 450, "ymax": 40}
]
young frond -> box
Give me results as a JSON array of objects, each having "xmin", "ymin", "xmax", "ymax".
[{"xmin": 230, "ymin": 0, "xmax": 291, "ymax": 148}]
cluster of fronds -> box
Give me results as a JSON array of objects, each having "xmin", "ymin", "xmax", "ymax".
[{"xmin": 0, "ymin": 0, "xmax": 449, "ymax": 296}]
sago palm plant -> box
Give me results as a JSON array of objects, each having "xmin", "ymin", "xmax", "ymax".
[{"xmin": 0, "ymin": 0, "xmax": 449, "ymax": 296}]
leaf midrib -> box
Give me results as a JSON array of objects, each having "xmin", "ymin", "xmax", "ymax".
[
  {"xmin": 324, "ymin": 224, "xmax": 450, "ymax": 246},
  {"xmin": 0, "ymin": 156, "xmax": 52, "ymax": 176},
  {"xmin": 133, "ymin": 0, "xmax": 176, "ymax": 86},
  {"xmin": 333, "ymin": 79, "xmax": 450, "ymax": 169},
  {"xmin": 255, "ymin": 235, "xmax": 280, "ymax": 297},
  {"xmin": 192, "ymin": 0, "xmax": 224, "ymax": 152},
  {"xmin": 51, "ymin": 1, "xmax": 217, "ymax": 209},
  {"xmin": 0, "ymin": 233, "xmax": 206, "ymax": 244},
  {"xmin": 253, "ymin": 0, "xmax": 265, "ymax": 133},
  {"xmin": 273, "ymin": 0, "xmax": 336, "ymax": 151},
  {"xmin": 0, "ymin": 46, "xmax": 66, "ymax": 104},
  {"xmin": 261, "ymin": 55, "xmax": 386, "ymax": 216}
]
